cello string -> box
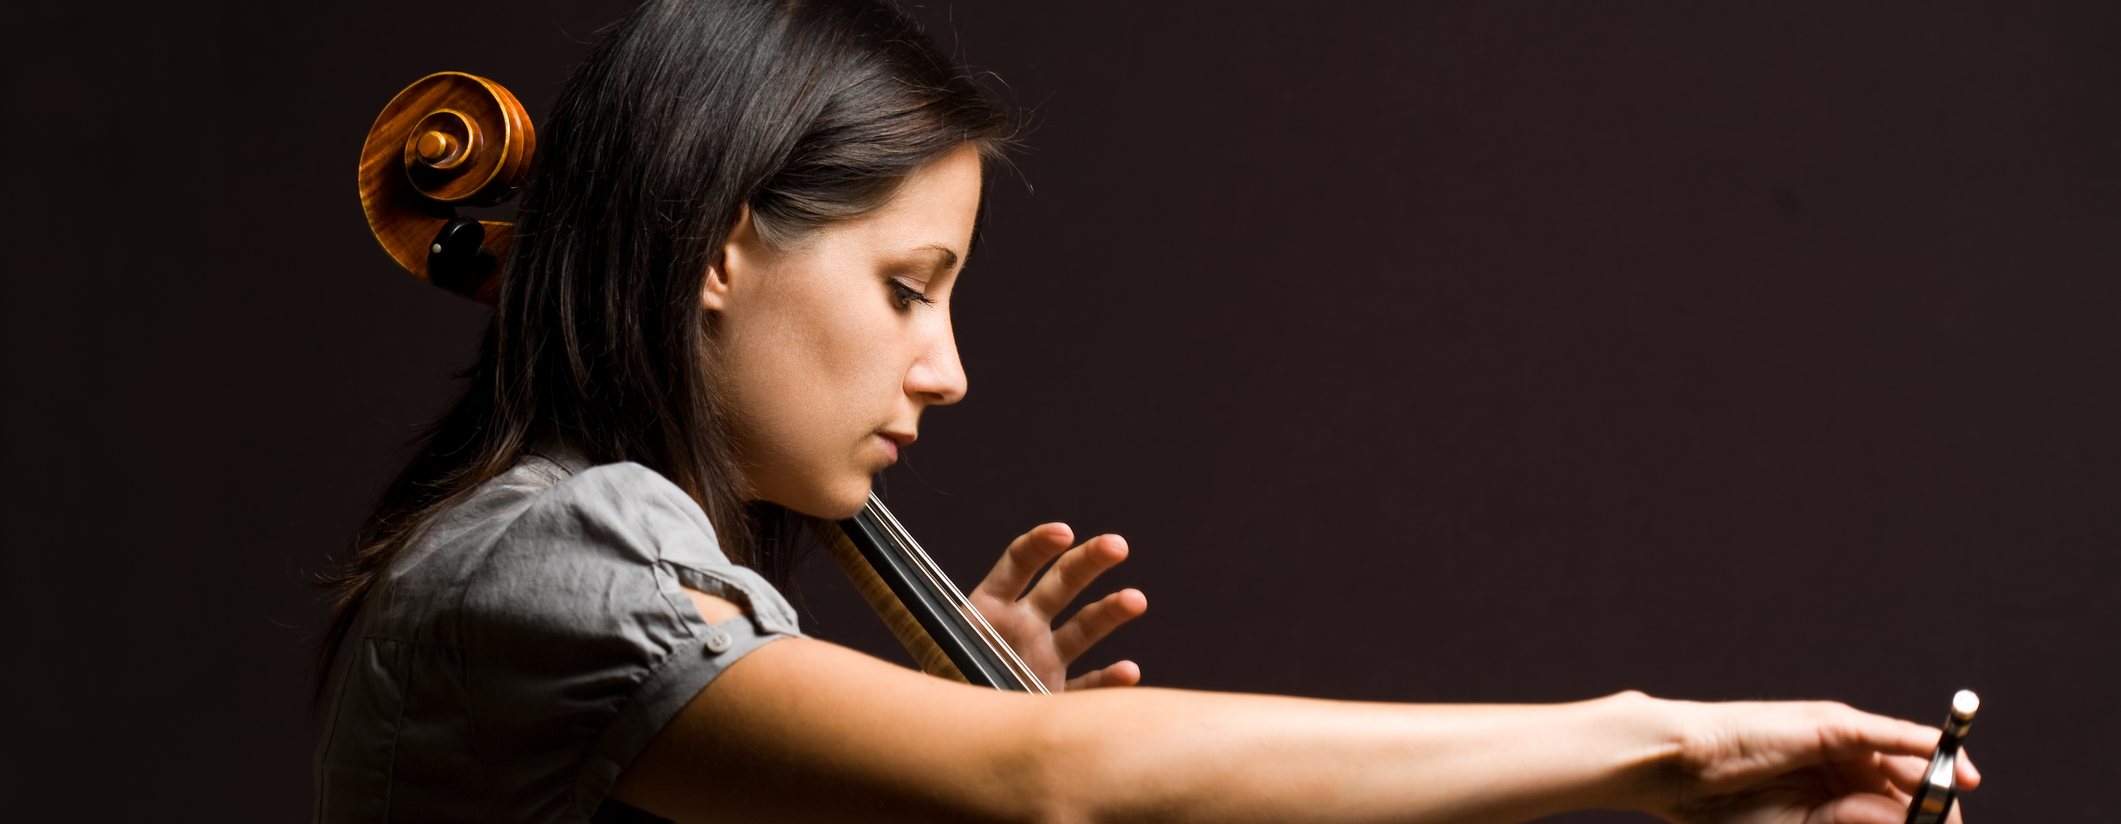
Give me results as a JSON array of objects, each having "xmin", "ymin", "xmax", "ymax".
[
  {"xmin": 866, "ymin": 495, "xmax": 1045, "ymax": 693},
  {"xmin": 866, "ymin": 496, "xmax": 1040, "ymax": 692},
  {"xmin": 867, "ymin": 494, "xmax": 1050, "ymax": 694},
  {"xmin": 858, "ymin": 495, "xmax": 1019, "ymax": 685}
]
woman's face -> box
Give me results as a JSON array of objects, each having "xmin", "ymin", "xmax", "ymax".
[{"xmin": 704, "ymin": 143, "xmax": 981, "ymax": 518}]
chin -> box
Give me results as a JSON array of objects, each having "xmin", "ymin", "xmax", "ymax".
[
  {"xmin": 775, "ymin": 478, "xmax": 873, "ymax": 521},
  {"xmin": 810, "ymin": 497, "xmax": 868, "ymax": 521}
]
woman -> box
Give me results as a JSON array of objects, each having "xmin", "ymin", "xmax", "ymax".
[{"xmin": 315, "ymin": 0, "xmax": 1978, "ymax": 821}]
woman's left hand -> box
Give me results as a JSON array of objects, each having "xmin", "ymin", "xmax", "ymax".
[{"xmin": 968, "ymin": 522, "xmax": 1148, "ymax": 691}]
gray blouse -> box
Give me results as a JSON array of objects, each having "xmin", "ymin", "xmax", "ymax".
[{"xmin": 313, "ymin": 453, "xmax": 803, "ymax": 822}]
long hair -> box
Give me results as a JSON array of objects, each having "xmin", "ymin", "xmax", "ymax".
[{"xmin": 319, "ymin": 0, "xmax": 1013, "ymax": 685}]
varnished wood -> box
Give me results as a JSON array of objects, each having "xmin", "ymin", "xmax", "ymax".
[
  {"xmin": 415, "ymin": 131, "xmax": 460, "ymax": 165},
  {"xmin": 825, "ymin": 527, "xmax": 970, "ymax": 682},
  {"xmin": 357, "ymin": 72, "xmax": 533, "ymax": 302}
]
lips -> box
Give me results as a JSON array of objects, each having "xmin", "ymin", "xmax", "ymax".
[{"xmin": 877, "ymin": 431, "xmax": 917, "ymax": 462}]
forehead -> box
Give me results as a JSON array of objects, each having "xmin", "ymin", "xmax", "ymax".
[{"xmin": 822, "ymin": 144, "xmax": 985, "ymax": 259}]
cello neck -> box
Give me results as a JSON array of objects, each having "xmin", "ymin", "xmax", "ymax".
[{"xmin": 834, "ymin": 496, "xmax": 1049, "ymax": 693}]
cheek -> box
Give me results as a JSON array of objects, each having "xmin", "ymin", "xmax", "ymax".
[
  {"xmin": 723, "ymin": 285, "xmax": 900, "ymax": 460},
  {"xmin": 804, "ymin": 312, "xmax": 905, "ymax": 430}
]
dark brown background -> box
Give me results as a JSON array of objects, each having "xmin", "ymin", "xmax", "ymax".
[{"xmin": 4, "ymin": 1, "xmax": 2113, "ymax": 820}]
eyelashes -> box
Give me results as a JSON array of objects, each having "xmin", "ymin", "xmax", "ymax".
[{"xmin": 888, "ymin": 278, "xmax": 936, "ymax": 309}]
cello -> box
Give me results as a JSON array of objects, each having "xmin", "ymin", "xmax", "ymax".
[{"xmin": 356, "ymin": 70, "xmax": 1048, "ymax": 694}]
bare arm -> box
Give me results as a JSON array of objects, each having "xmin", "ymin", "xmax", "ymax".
[{"xmin": 612, "ymin": 590, "xmax": 1974, "ymax": 824}]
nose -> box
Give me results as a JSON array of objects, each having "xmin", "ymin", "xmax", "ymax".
[{"xmin": 905, "ymin": 317, "xmax": 968, "ymax": 407}]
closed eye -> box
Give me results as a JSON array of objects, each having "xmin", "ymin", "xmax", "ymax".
[{"xmin": 889, "ymin": 279, "xmax": 936, "ymax": 309}]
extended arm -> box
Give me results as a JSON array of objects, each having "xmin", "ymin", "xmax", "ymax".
[{"xmin": 611, "ymin": 591, "xmax": 1974, "ymax": 824}]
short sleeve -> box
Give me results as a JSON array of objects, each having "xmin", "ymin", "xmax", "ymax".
[{"xmin": 458, "ymin": 462, "xmax": 802, "ymax": 820}]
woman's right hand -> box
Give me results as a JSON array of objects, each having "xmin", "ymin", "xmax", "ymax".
[{"xmin": 1644, "ymin": 696, "xmax": 1981, "ymax": 824}]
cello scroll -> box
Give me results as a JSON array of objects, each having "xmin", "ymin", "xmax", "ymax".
[{"xmin": 356, "ymin": 71, "xmax": 535, "ymax": 303}]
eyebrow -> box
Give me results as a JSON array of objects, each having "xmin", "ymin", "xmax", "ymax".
[{"xmin": 906, "ymin": 243, "xmax": 961, "ymax": 274}]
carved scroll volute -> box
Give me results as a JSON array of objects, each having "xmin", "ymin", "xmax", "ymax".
[{"xmin": 357, "ymin": 72, "xmax": 535, "ymax": 304}]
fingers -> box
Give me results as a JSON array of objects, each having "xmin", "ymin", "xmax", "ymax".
[
  {"xmin": 1817, "ymin": 704, "xmax": 1951, "ymax": 762},
  {"xmin": 1876, "ymin": 753, "xmax": 1938, "ymax": 797},
  {"xmin": 1816, "ymin": 706, "xmax": 1978, "ymax": 823},
  {"xmin": 1688, "ymin": 703, "xmax": 1979, "ymax": 824},
  {"xmin": 1025, "ymin": 533, "xmax": 1130, "ymax": 618},
  {"xmin": 1879, "ymin": 751, "xmax": 1980, "ymax": 796},
  {"xmin": 973, "ymin": 523, "xmax": 1073, "ymax": 603},
  {"xmin": 1065, "ymin": 659, "xmax": 1141, "ymax": 691},
  {"xmin": 1051, "ymin": 587, "xmax": 1149, "ymax": 662},
  {"xmin": 1812, "ymin": 792, "xmax": 1914, "ymax": 824},
  {"xmin": 1824, "ymin": 700, "xmax": 1985, "ymax": 790}
]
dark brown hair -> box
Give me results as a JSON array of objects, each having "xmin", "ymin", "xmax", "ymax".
[{"xmin": 319, "ymin": 0, "xmax": 1013, "ymax": 683}]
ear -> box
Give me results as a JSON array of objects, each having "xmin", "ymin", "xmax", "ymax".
[{"xmin": 701, "ymin": 205, "xmax": 761, "ymax": 313}]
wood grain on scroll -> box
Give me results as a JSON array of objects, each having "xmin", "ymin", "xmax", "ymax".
[{"xmin": 356, "ymin": 71, "xmax": 533, "ymax": 303}]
